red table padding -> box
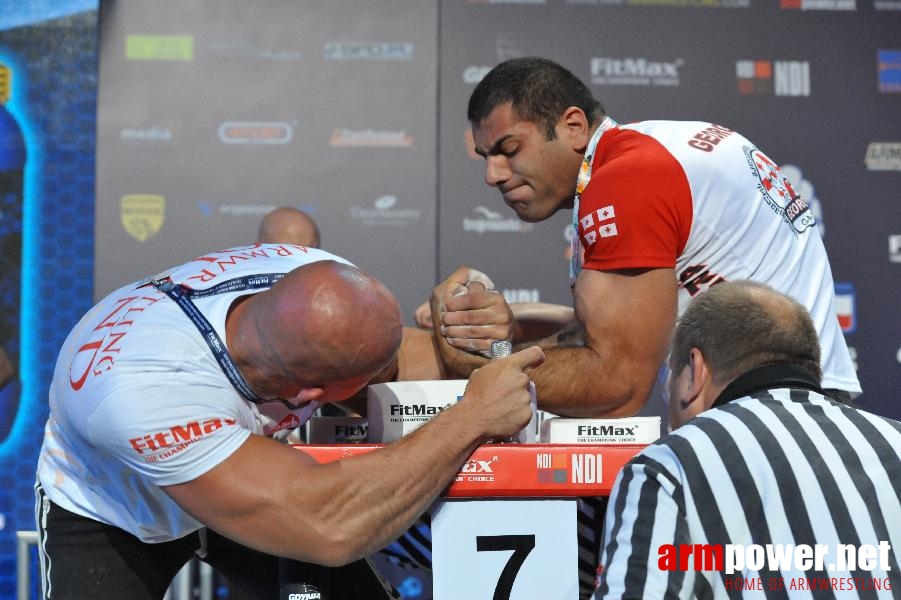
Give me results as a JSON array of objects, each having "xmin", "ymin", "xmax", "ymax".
[{"xmin": 292, "ymin": 443, "xmax": 645, "ymax": 497}]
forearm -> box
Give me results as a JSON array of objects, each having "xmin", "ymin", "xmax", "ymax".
[
  {"xmin": 530, "ymin": 346, "xmax": 653, "ymax": 418},
  {"xmin": 307, "ymin": 403, "xmax": 484, "ymax": 561}
]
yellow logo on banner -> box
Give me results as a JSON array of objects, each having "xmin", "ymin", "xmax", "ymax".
[{"xmin": 121, "ymin": 194, "xmax": 165, "ymax": 242}]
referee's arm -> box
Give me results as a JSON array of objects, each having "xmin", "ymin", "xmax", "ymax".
[{"xmin": 597, "ymin": 454, "xmax": 697, "ymax": 599}]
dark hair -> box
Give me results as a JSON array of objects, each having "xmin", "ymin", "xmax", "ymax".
[
  {"xmin": 467, "ymin": 57, "xmax": 604, "ymax": 140},
  {"xmin": 670, "ymin": 281, "xmax": 822, "ymax": 385}
]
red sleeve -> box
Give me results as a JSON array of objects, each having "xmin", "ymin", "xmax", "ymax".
[{"xmin": 577, "ymin": 128, "xmax": 693, "ymax": 271}]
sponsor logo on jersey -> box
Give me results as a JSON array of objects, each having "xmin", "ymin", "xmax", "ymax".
[
  {"xmin": 463, "ymin": 206, "xmax": 534, "ymax": 233},
  {"xmin": 129, "ymin": 418, "xmax": 238, "ymax": 462},
  {"xmin": 745, "ymin": 148, "xmax": 815, "ymax": 234},
  {"xmin": 121, "ymin": 194, "xmax": 165, "ymax": 242},
  {"xmin": 590, "ymin": 57, "xmax": 683, "ymax": 86},
  {"xmin": 834, "ymin": 282, "xmax": 856, "ymax": 333},
  {"xmin": 329, "ymin": 129, "xmax": 413, "ymax": 147},
  {"xmin": 878, "ymin": 50, "xmax": 901, "ymax": 93},
  {"xmin": 780, "ymin": 0, "xmax": 855, "ymax": 9},
  {"xmin": 865, "ymin": 142, "xmax": 901, "ymax": 170},
  {"xmin": 779, "ymin": 165, "xmax": 825, "ymax": 238},
  {"xmin": 350, "ymin": 195, "xmax": 421, "ymax": 227},
  {"xmin": 218, "ymin": 121, "xmax": 293, "ymax": 145},
  {"xmin": 736, "ymin": 60, "xmax": 810, "ymax": 96},
  {"xmin": 323, "ymin": 42, "xmax": 413, "ymax": 61}
]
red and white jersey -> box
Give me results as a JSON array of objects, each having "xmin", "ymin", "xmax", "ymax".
[
  {"xmin": 37, "ymin": 244, "xmax": 352, "ymax": 542},
  {"xmin": 576, "ymin": 120, "xmax": 859, "ymax": 394}
]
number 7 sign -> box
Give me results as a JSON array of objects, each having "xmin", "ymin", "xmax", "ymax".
[{"xmin": 431, "ymin": 499, "xmax": 579, "ymax": 599}]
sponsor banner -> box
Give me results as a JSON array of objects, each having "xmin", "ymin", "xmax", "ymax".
[
  {"xmin": 125, "ymin": 34, "xmax": 193, "ymax": 61},
  {"xmin": 463, "ymin": 206, "xmax": 534, "ymax": 233},
  {"xmin": 329, "ymin": 128, "xmax": 413, "ymax": 147},
  {"xmin": 865, "ymin": 142, "xmax": 901, "ymax": 170},
  {"xmin": 834, "ymin": 282, "xmax": 856, "ymax": 333},
  {"xmin": 323, "ymin": 42, "xmax": 413, "ymax": 61},
  {"xmin": 780, "ymin": 0, "xmax": 856, "ymax": 9},
  {"xmin": 119, "ymin": 126, "xmax": 175, "ymax": 144},
  {"xmin": 218, "ymin": 121, "xmax": 293, "ymax": 145},
  {"xmin": 294, "ymin": 444, "xmax": 646, "ymax": 497},
  {"xmin": 590, "ymin": 57, "xmax": 683, "ymax": 86},
  {"xmin": 463, "ymin": 65, "xmax": 491, "ymax": 84},
  {"xmin": 197, "ymin": 202, "xmax": 284, "ymax": 218},
  {"xmin": 878, "ymin": 50, "xmax": 901, "ymax": 92},
  {"xmin": 737, "ymin": 60, "xmax": 810, "ymax": 96},
  {"xmin": 569, "ymin": 0, "xmax": 749, "ymax": 6},
  {"xmin": 121, "ymin": 194, "xmax": 165, "ymax": 242},
  {"xmin": 890, "ymin": 235, "xmax": 901, "ymax": 263},
  {"xmin": 350, "ymin": 195, "xmax": 421, "ymax": 227}
]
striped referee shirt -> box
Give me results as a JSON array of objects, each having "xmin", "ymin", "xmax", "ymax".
[{"xmin": 598, "ymin": 364, "xmax": 901, "ymax": 599}]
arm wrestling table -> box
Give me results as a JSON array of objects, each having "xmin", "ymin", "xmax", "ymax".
[{"xmin": 294, "ymin": 443, "xmax": 645, "ymax": 600}]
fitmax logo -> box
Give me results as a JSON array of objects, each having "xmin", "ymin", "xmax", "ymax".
[
  {"xmin": 577, "ymin": 425, "xmax": 636, "ymax": 436},
  {"xmin": 389, "ymin": 404, "xmax": 452, "ymax": 416}
]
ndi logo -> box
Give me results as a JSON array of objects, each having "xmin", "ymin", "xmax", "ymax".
[{"xmin": 737, "ymin": 60, "xmax": 810, "ymax": 96}]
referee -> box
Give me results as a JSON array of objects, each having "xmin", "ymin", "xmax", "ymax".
[{"xmin": 597, "ymin": 280, "xmax": 901, "ymax": 599}]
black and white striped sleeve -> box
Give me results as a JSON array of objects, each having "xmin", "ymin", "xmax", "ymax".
[{"xmin": 597, "ymin": 450, "xmax": 695, "ymax": 599}]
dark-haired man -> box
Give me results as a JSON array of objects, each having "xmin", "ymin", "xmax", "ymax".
[{"xmin": 437, "ymin": 56, "xmax": 859, "ymax": 419}]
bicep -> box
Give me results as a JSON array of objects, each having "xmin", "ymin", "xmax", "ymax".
[
  {"xmin": 163, "ymin": 434, "xmax": 331, "ymax": 561},
  {"xmin": 574, "ymin": 268, "xmax": 677, "ymax": 407}
]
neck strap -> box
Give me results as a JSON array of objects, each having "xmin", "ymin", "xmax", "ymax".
[{"xmin": 151, "ymin": 273, "xmax": 287, "ymax": 403}]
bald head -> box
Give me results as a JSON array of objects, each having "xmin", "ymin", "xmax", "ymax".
[
  {"xmin": 231, "ymin": 261, "xmax": 402, "ymax": 401},
  {"xmin": 258, "ymin": 207, "xmax": 321, "ymax": 248},
  {"xmin": 669, "ymin": 280, "xmax": 822, "ymax": 387}
]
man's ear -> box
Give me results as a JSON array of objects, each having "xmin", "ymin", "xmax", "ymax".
[
  {"xmin": 687, "ymin": 347, "xmax": 717, "ymax": 409},
  {"xmin": 560, "ymin": 106, "xmax": 590, "ymax": 151}
]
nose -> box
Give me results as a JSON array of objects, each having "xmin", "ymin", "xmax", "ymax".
[{"xmin": 484, "ymin": 155, "xmax": 511, "ymax": 188}]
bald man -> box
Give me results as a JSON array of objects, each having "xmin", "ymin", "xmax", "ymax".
[
  {"xmin": 35, "ymin": 243, "xmax": 542, "ymax": 600},
  {"xmin": 258, "ymin": 206, "xmax": 321, "ymax": 248}
]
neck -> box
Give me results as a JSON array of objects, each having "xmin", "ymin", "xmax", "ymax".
[{"xmin": 225, "ymin": 294, "xmax": 275, "ymax": 399}]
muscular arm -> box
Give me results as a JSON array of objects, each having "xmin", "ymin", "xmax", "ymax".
[
  {"xmin": 164, "ymin": 346, "xmax": 543, "ymax": 566},
  {"xmin": 528, "ymin": 268, "xmax": 677, "ymax": 417}
]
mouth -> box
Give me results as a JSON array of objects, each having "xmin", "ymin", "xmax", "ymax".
[{"xmin": 501, "ymin": 184, "xmax": 531, "ymax": 204}]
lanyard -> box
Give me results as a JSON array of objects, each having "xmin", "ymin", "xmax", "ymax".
[
  {"xmin": 569, "ymin": 116, "xmax": 617, "ymax": 287},
  {"xmin": 150, "ymin": 273, "xmax": 287, "ymax": 403}
]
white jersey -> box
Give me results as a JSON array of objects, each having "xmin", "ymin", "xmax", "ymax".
[
  {"xmin": 37, "ymin": 244, "xmax": 352, "ymax": 542},
  {"xmin": 576, "ymin": 120, "xmax": 860, "ymax": 394}
]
